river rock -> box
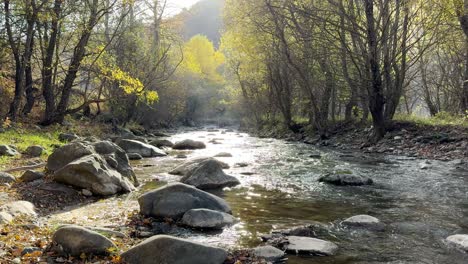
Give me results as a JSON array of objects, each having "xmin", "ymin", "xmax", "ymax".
[
  {"xmin": 181, "ymin": 209, "xmax": 235, "ymax": 229},
  {"xmin": 150, "ymin": 139, "xmax": 174, "ymax": 148},
  {"xmin": 138, "ymin": 183, "xmax": 231, "ymax": 218},
  {"xmin": 117, "ymin": 139, "xmax": 166, "ymax": 157},
  {"xmin": 121, "ymin": 235, "xmax": 227, "ymax": 264},
  {"xmin": 285, "ymin": 236, "xmax": 338, "ymax": 256},
  {"xmin": 0, "ymin": 145, "xmax": 19, "ymax": 156},
  {"xmin": 58, "ymin": 133, "xmax": 79, "ymax": 142},
  {"xmin": 318, "ymin": 174, "xmax": 373, "ymax": 186},
  {"xmin": 20, "ymin": 170, "xmax": 44, "ymax": 182},
  {"xmin": 169, "ymin": 157, "xmax": 229, "ymax": 176},
  {"xmin": 342, "ymin": 215, "xmax": 382, "ymax": 228},
  {"xmin": 172, "ymin": 139, "xmax": 206, "ymax": 150},
  {"xmin": 52, "ymin": 225, "xmax": 116, "ymax": 256},
  {"xmin": 214, "ymin": 152, "xmax": 233, "ymax": 158},
  {"xmin": 25, "ymin": 145, "xmax": 44, "ymax": 157},
  {"xmin": 47, "ymin": 142, "xmax": 94, "ymax": 172},
  {"xmin": 252, "ymin": 246, "xmax": 285, "ymax": 262},
  {"xmin": 53, "ymin": 154, "xmax": 134, "ymax": 196},
  {"xmin": 0, "ymin": 172, "xmax": 16, "ymax": 184},
  {"xmin": 446, "ymin": 234, "xmax": 468, "ymax": 251},
  {"xmin": 92, "ymin": 141, "xmax": 136, "ymax": 180},
  {"xmin": 180, "ymin": 159, "xmax": 240, "ymax": 189},
  {"xmin": 127, "ymin": 153, "xmax": 143, "ymax": 160}
]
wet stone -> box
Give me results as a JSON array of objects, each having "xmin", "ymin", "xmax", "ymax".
[{"xmin": 284, "ymin": 236, "xmax": 338, "ymax": 256}]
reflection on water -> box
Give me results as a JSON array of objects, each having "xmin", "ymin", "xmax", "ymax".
[{"xmin": 47, "ymin": 128, "xmax": 468, "ymax": 263}]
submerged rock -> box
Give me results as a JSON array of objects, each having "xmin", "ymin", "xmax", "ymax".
[
  {"xmin": 252, "ymin": 245, "xmax": 285, "ymax": 262},
  {"xmin": 53, "ymin": 154, "xmax": 134, "ymax": 195},
  {"xmin": 342, "ymin": 215, "xmax": 383, "ymax": 229},
  {"xmin": 172, "ymin": 139, "xmax": 206, "ymax": 150},
  {"xmin": 138, "ymin": 183, "xmax": 231, "ymax": 219},
  {"xmin": 149, "ymin": 139, "xmax": 174, "ymax": 148},
  {"xmin": 180, "ymin": 159, "xmax": 240, "ymax": 189},
  {"xmin": 121, "ymin": 235, "xmax": 227, "ymax": 264},
  {"xmin": 318, "ymin": 174, "xmax": 373, "ymax": 186},
  {"xmin": 285, "ymin": 236, "xmax": 338, "ymax": 256},
  {"xmin": 169, "ymin": 157, "xmax": 229, "ymax": 176},
  {"xmin": 446, "ymin": 234, "xmax": 468, "ymax": 251},
  {"xmin": 117, "ymin": 139, "xmax": 166, "ymax": 157},
  {"xmin": 52, "ymin": 225, "xmax": 116, "ymax": 256},
  {"xmin": 214, "ymin": 152, "xmax": 233, "ymax": 158},
  {"xmin": 181, "ymin": 209, "xmax": 236, "ymax": 229}
]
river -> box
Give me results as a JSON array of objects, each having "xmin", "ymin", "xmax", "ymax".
[{"xmin": 46, "ymin": 128, "xmax": 468, "ymax": 264}]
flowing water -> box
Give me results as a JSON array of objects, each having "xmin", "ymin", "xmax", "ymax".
[{"xmin": 46, "ymin": 128, "xmax": 468, "ymax": 264}]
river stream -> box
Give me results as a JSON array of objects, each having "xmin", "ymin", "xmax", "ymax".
[{"xmin": 45, "ymin": 128, "xmax": 468, "ymax": 264}]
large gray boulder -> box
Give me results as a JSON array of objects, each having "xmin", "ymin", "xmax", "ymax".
[
  {"xmin": 0, "ymin": 172, "xmax": 16, "ymax": 184},
  {"xmin": 342, "ymin": 215, "xmax": 383, "ymax": 229},
  {"xmin": 318, "ymin": 174, "xmax": 373, "ymax": 186},
  {"xmin": 169, "ymin": 157, "xmax": 229, "ymax": 176},
  {"xmin": 47, "ymin": 142, "xmax": 94, "ymax": 172},
  {"xmin": 53, "ymin": 154, "xmax": 134, "ymax": 196},
  {"xmin": 138, "ymin": 183, "xmax": 231, "ymax": 219},
  {"xmin": 117, "ymin": 139, "xmax": 166, "ymax": 157},
  {"xmin": 52, "ymin": 225, "xmax": 116, "ymax": 256},
  {"xmin": 121, "ymin": 235, "xmax": 227, "ymax": 264},
  {"xmin": 181, "ymin": 209, "xmax": 236, "ymax": 229},
  {"xmin": 285, "ymin": 236, "xmax": 338, "ymax": 256},
  {"xmin": 172, "ymin": 139, "xmax": 206, "ymax": 150},
  {"xmin": 0, "ymin": 145, "xmax": 19, "ymax": 156},
  {"xmin": 180, "ymin": 159, "xmax": 240, "ymax": 189},
  {"xmin": 92, "ymin": 141, "xmax": 136, "ymax": 180}
]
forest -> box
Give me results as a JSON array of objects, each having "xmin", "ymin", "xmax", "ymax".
[{"xmin": 0, "ymin": 0, "xmax": 467, "ymax": 264}]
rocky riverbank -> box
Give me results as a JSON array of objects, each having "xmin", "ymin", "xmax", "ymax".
[{"xmin": 253, "ymin": 121, "xmax": 468, "ymax": 162}]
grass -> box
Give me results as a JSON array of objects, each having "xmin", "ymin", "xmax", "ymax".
[
  {"xmin": 394, "ymin": 112, "xmax": 468, "ymax": 127},
  {"xmin": 0, "ymin": 127, "xmax": 62, "ymax": 171}
]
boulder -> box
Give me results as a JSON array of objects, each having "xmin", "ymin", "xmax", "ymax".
[
  {"xmin": 169, "ymin": 157, "xmax": 229, "ymax": 176},
  {"xmin": 53, "ymin": 154, "xmax": 134, "ymax": 196},
  {"xmin": 214, "ymin": 152, "xmax": 233, "ymax": 158},
  {"xmin": 58, "ymin": 133, "xmax": 79, "ymax": 142},
  {"xmin": 446, "ymin": 234, "xmax": 468, "ymax": 251},
  {"xmin": 127, "ymin": 153, "xmax": 143, "ymax": 160},
  {"xmin": 92, "ymin": 141, "xmax": 136, "ymax": 180},
  {"xmin": 318, "ymin": 174, "xmax": 373, "ymax": 186},
  {"xmin": 180, "ymin": 159, "xmax": 240, "ymax": 189},
  {"xmin": 138, "ymin": 183, "xmax": 231, "ymax": 218},
  {"xmin": 172, "ymin": 139, "xmax": 206, "ymax": 150},
  {"xmin": 121, "ymin": 235, "xmax": 227, "ymax": 264},
  {"xmin": 20, "ymin": 170, "xmax": 44, "ymax": 182},
  {"xmin": 342, "ymin": 215, "xmax": 382, "ymax": 228},
  {"xmin": 252, "ymin": 246, "xmax": 285, "ymax": 262},
  {"xmin": 52, "ymin": 225, "xmax": 116, "ymax": 256},
  {"xmin": 47, "ymin": 142, "xmax": 94, "ymax": 172},
  {"xmin": 117, "ymin": 139, "xmax": 166, "ymax": 157},
  {"xmin": 0, "ymin": 172, "xmax": 16, "ymax": 184},
  {"xmin": 149, "ymin": 139, "xmax": 174, "ymax": 148},
  {"xmin": 24, "ymin": 145, "xmax": 44, "ymax": 157},
  {"xmin": 0, "ymin": 145, "xmax": 19, "ymax": 156},
  {"xmin": 181, "ymin": 209, "xmax": 236, "ymax": 229},
  {"xmin": 285, "ymin": 236, "xmax": 338, "ymax": 256}
]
